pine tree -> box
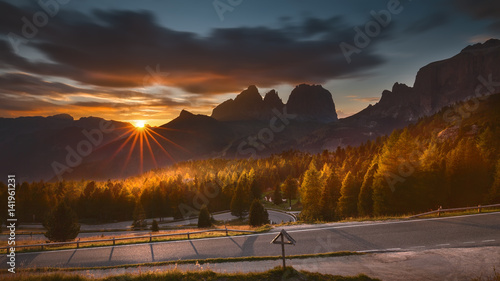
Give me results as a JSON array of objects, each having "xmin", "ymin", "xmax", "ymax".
[
  {"xmin": 319, "ymin": 164, "xmax": 341, "ymax": 221},
  {"xmin": 282, "ymin": 176, "xmax": 298, "ymax": 209},
  {"xmin": 230, "ymin": 183, "xmax": 247, "ymax": 218},
  {"xmin": 477, "ymin": 126, "xmax": 499, "ymax": 166},
  {"xmin": 446, "ymin": 138, "xmax": 490, "ymax": 206},
  {"xmin": 299, "ymin": 161, "xmax": 323, "ymax": 221},
  {"xmin": 358, "ymin": 160, "xmax": 378, "ymax": 217},
  {"xmin": 44, "ymin": 201, "xmax": 80, "ymax": 242},
  {"xmin": 372, "ymin": 172, "xmax": 394, "ymax": 216},
  {"xmin": 151, "ymin": 219, "xmax": 160, "ymax": 232},
  {"xmin": 197, "ymin": 205, "xmax": 212, "ymax": 228},
  {"xmin": 371, "ymin": 130, "xmax": 410, "ymax": 215},
  {"xmin": 250, "ymin": 178, "xmax": 261, "ymax": 200},
  {"xmin": 272, "ymin": 184, "xmax": 282, "ymax": 205},
  {"xmin": 336, "ymin": 171, "xmax": 361, "ymax": 218},
  {"xmin": 132, "ymin": 201, "xmax": 147, "ymax": 229},
  {"xmin": 249, "ymin": 168, "xmax": 262, "ymax": 200},
  {"xmin": 236, "ymin": 172, "xmax": 252, "ymax": 211},
  {"xmin": 488, "ymin": 160, "xmax": 500, "ymax": 203},
  {"xmin": 249, "ymin": 199, "xmax": 269, "ymax": 226}
]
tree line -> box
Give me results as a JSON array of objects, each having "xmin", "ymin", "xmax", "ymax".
[{"xmin": 1, "ymin": 94, "xmax": 499, "ymax": 226}]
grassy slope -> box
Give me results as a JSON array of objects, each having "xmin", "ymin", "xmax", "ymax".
[{"xmin": 2, "ymin": 267, "xmax": 379, "ymax": 281}]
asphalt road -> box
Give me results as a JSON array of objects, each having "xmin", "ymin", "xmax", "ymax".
[
  {"xmin": 2, "ymin": 212, "xmax": 499, "ymax": 269},
  {"xmin": 163, "ymin": 210, "xmax": 296, "ymax": 227}
]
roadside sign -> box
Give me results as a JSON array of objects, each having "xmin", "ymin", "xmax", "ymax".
[{"xmin": 270, "ymin": 229, "xmax": 296, "ymax": 268}]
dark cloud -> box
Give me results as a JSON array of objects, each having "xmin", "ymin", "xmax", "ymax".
[
  {"xmin": 0, "ymin": 72, "xmax": 82, "ymax": 96},
  {"xmin": 455, "ymin": 0, "xmax": 500, "ymax": 32},
  {"xmin": 0, "ymin": 72, "xmax": 189, "ymax": 112},
  {"xmin": 0, "ymin": 92, "xmax": 56, "ymax": 112},
  {"xmin": 0, "ymin": 3, "xmax": 386, "ymax": 95},
  {"xmin": 455, "ymin": 0, "xmax": 500, "ymax": 19},
  {"xmin": 489, "ymin": 21, "xmax": 500, "ymax": 33},
  {"xmin": 403, "ymin": 12, "xmax": 449, "ymax": 34}
]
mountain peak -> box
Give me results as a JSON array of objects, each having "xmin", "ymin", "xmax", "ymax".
[
  {"xmin": 179, "ymin": 109, "xmax": 195, "ymax": 119},
  {"xmin": 263, "ymin": 90, "xmax": 284, "ymax": 109},
  {"xmin": 48, "ymin": 113, "xmax": 74, "ymax": 120},
  {"xmin": 233, "ymin": 85, "xmax": 262, "ymax": 104},
  {"xmin": 461, "ymin": 38, "xmax": 500, "ymax": 53},
  {"xmin": 286, "ymin": 84, "xmax": 338, "ymax": 123},
  {"xmin": 211, "ymin": 86, "xmax": 264, "ymax": 121}
]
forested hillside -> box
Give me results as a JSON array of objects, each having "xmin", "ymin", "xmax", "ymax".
[{"xmin": 2, "ymin": 93, "xmax": 499, "ymax": 224}]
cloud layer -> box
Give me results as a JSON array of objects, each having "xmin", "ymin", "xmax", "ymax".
[{"xmin": 1, "ymin": 2, "xmax": 386, "ymax": 95}]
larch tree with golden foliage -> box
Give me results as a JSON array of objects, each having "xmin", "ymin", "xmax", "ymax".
[
  {"xmin": 319, "ymin": 163, "xmax": 341, "ymax": 221},
  {"xmin": 358, "ymin": 159, "xmax": 378, "ymax": 217},
  {"xmin": 299, "ymin": 161, "xmax": 323, "ymax": 221},
  {"xmin": 336, "ymin": 171, "xmax": 360, "ymax": 218}
]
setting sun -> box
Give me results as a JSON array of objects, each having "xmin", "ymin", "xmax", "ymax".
[{"xmin": 135, "ymin": 121, "xmax": 145, "ymax": 128}]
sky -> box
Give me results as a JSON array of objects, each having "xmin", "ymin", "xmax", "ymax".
[{"xmin": 0, "ymin": 0, "xmax": 499, "ymax": 126}]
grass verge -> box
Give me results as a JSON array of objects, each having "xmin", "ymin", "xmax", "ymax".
[
  {"xmin": 472, "ymin": 268, "xmax": 500, "ymax": 281},
  {"xmin": 3, "ymin": 251, "xmax": 363, "ymax": 274},
  {"xmin": 1, "ymin": 266, "xmax": 379, "ymax": 281},
  {"xmin": 415, "ymin": 208, "xmax": 500, "ymax": 219}
]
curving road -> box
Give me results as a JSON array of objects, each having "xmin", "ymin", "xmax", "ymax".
[
  {"xmin": 163, "ymin": 210, "xmax": 296, "ymax": 227},
  {"xmin": 5, "ymin": 210, "xmax": 295, "ymax": 242},
  {"xmin": 1, "ymin": 212, "xmax": 499, "ymax": 269}
]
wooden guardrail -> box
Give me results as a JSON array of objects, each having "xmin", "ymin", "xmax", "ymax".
[
  {"xmin": 0, "ymin": 227, "xmax": 256, "ymax": 251},
  {"xmin": 409, "ymin": 203, "xmax": 500, "ymax": 219}
]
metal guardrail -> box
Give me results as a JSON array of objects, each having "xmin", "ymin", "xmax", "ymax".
[
  {"xmin": 263, "ymin": 208, "xmax": 297, "ymax": 223},
  {"xmin": 0, "ymin": 227, "xmax": 256, "ymax": 251},
  {"xmin": 409, "ymin": 203, "xmax": 500, "ymax": 219}
]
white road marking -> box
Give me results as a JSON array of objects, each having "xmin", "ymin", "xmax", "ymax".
[
  {"xmin": 357, "ymin": 249, "xmax": 381, "ymax": 253},
  {"xmin": 463, "ymin": 241, "xmax": 476, "ymax": 244},
  {"xmin": 385, "ymin": 248, "xmax": 401, "ymax": 251},
  {"xmin": 481, "ymin": 240, "xmax": 495, "ymax": 243},
  {"xmin": 436, "ymin": 243, "xmax": 451, "ymax": 246},
  {"xmin": 285, "ymin": 211, "xmax": 500, "ymax": 234}
]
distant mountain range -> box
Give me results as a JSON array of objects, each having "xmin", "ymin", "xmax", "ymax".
[
  {"xmin": 211, "ymin": 84, "xmax": 337, "ymax": 123},
  {"xmin": 2, "ymin": 39, "xmax": 499, "ymax": 182}
]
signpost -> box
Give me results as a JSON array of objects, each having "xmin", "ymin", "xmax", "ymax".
[{"xmin": 270, "ymin": 229, "xmax": 296, "ymax": 268}]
